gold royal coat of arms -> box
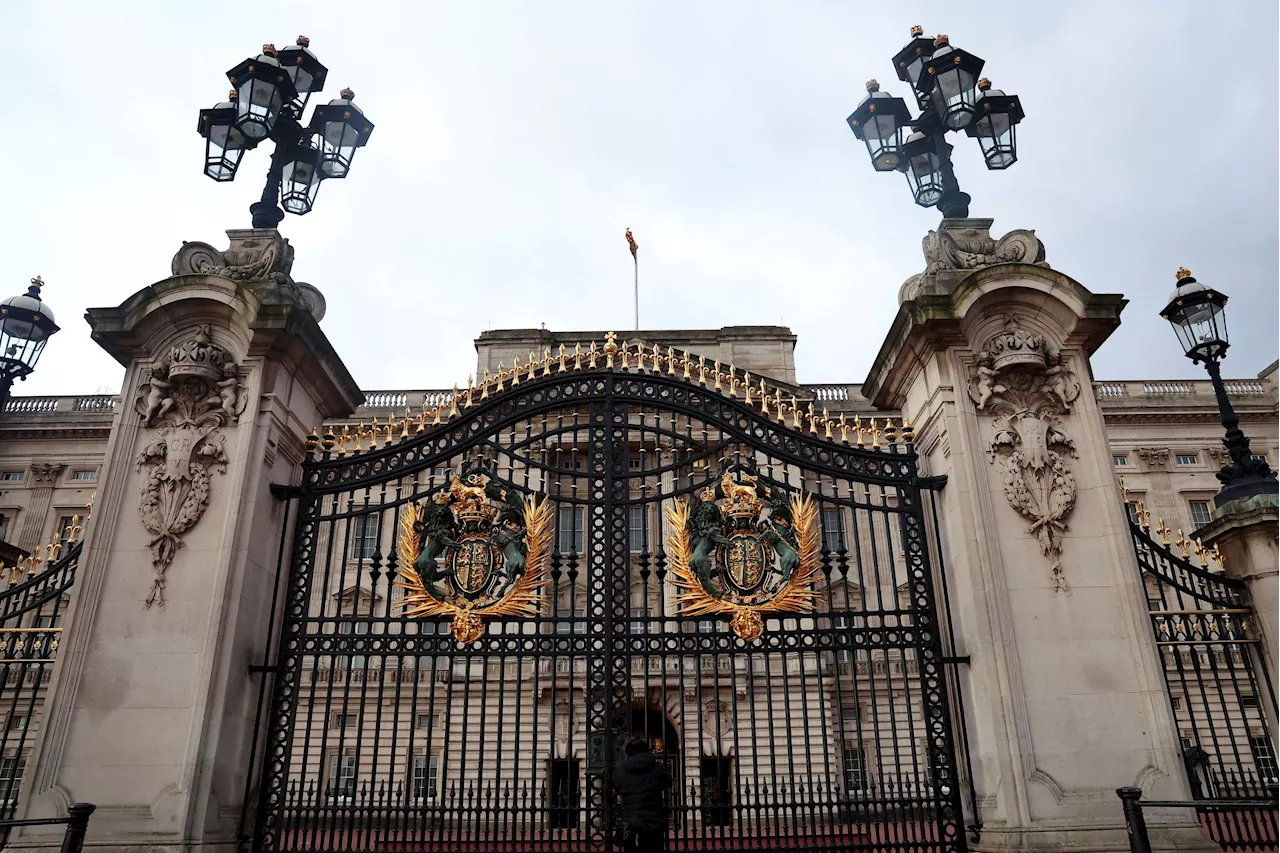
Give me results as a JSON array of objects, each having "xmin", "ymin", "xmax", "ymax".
[
  {"xmin": 397, "ymin": 460, "xmax": 552, "ymax": 644},
  {"xmin": 665, "ymin": 461, "xmax": 821, "ymax": 641}
]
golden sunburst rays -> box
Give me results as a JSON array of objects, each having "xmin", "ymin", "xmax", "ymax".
[
  {"xmin": 663, "ymin": 492, "xmax": 821, "ymax": 641},
  {"xmin": 395, "ymin": 495, "xmax": 553, "ymax": 644}
]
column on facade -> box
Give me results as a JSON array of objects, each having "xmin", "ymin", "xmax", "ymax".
[
  {"xmin": 863, "ymin": 219, "xmax": 1216, "ymax": 852},
  {"xmin": 15, "ymin": 464, "xmax": 65, "ymax": 553},
  {"xmin": 1135, "ymin": 448, "xmax": 1181, "ymax": 529},
  {"xmin": 15, "ymin": 230, "xmax": 363, "ymax": 851}
]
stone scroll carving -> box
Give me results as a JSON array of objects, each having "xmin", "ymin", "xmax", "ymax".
[
  {"xmin": 134, "ymin": 326, "xmax": 246, "ymax": 608},
  {"xmin": 969, "ymin": 316, "xmax": 1081, "ymax": 592},
  {"xmin": 898, "ymin": 219, "xmax": 1050, "ymax": 305},
  {"xmin": 171, "ymin": 229, "xmax": 326, "ymax": 322}
]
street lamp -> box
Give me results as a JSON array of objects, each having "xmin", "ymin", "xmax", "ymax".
[
  {"xmin": 1161, "ymin": 267, "xmax": 1277, "ymax": 506},
  {"xmin": 848, "ymin": 26, "xmax": 1025, "ymax": 218},
  {"xmin": 196, "ymin": 38, "xmax": 375, "ymax": 228},
  {"xmin": 0, "ymin": 276, "xmax": 60, "ymax": 414}
]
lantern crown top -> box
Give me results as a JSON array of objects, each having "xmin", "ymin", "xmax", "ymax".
[
  {"xmin": 340, "ymin": 87, "xmax": 355, "ymax": 100},
  {"xmin": 866, "ymin": 79, "xmax": 879, "ymax": 93},
  {"xmin": 29, "ymin": 275, "xmax": 43, "ymax": 291},
  {"xmin": 296, "ymin": 35, "xmax": 310, "ymax": 47},
  {"xmin": 1176, "ymin": 267, "xmax": 1193, "ymax": 281},
  {"xmin": 910, "ymin": 25, "xmax": 924, "ymax": 37},
  {"xmin": 262, "ymin": 43, "xmax": 278, "ymax": 57},
  {"xmin": 978, "ymin": 77, "xmax": 991, "ymax": 91},
  {"xmin": 934, "ymin": 34, "xmax": 949, "ymax": 47}
]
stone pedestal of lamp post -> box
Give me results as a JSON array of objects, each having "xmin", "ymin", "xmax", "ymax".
[
  {"xmin": 10, "ymin": 229, "xmax": 362, "ymax": 852},
  {"xmin": 864, "ymin": 218, "xmax": 1216, "ymax": 852}
]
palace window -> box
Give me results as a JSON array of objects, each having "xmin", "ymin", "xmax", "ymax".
[
  {"xmin": 331, "ymin": 713, "xmax": 358, "ymax": 729},
  {"xmin": 1126, "ymin": 503, "xmax": 1141, "ymax": 524},
  {"xmin": 411, "ymin": 753, "xmax": 441, "ymax": 802},
  {"xmin": 71, "ymin": 470, "xmax": 97, "ymax": 480},
  {"xmin": 557, "ymin": 506, "xmax": 584, "ymax": 554},
  {"xmin": 628, "ymin": 506, "xmax": 648, "ymax": 553},
  {"xmin": 0, "ymin": 513, "xmax": 9, "ymax": 541},
  {"xmin": 6, "ymin": 715, "xmax": 25, "ymax": 733},
  {"xmin": 842, "ymin": 745, "xmax": 868, "ymax": 793},
  {"xmin": 336, "ymin": 622, "xmax": 370, "ymax": 670},
  {"xmin": 326, "ymin": 753, "xmax": 356, "ymax": 798},
  {"xmin": 1252, "ymin": 454, "xmax": 1269, "ymax": 463},
  {"xmin": 1175, "ymin": 454, "xmax": 1198, "ymax": 466},
  {"xmin": 841, "ymin": 705, "xmax": 861, "ymax": 724},
  {"xmin": 1188, "ymin": 501, "xmax": 1212, "ymax": 528},
  {"xmin": 55, "ymin": 515, "xmax": 77, "ymax": 548},
  {"xmin": 350, "ymin": 514, "xmax": 380, "ymax": 560},
  {"xmin": 0, "ymin": 754, "xmax": 25, "ymax": 803},
  {"xmin": 0, "ymin": 472, "xmax": 24, "ymax": 482},
  {"xmin": 415, "ymin": 713, "xmax": 440, "ymax": 730},
  {"xmin": 1251, "ymin": 736, "xmax": 1277, "ymax": 782},
  {"xmin": 821, "ymin": 507, "xmax": 845, "ymax": 553},
  {"xmin": 1240, "ymin": 695, "xmax": 1259, "ymax": 711},
  {"xmin": 1112, "ymin": 455, "xmax": 1128, "ymax": 467}
]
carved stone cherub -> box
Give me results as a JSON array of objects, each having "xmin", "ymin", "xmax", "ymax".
[
  {"xmin": 969, "ymin": 356, "xmax": 1006, "ymax": 411},
  {"xmin": 143, "ymin": 364, "xmax": 175, "ymax": 426},
  {"xmin": 215, "ymin": 361, "xmax": 242, "ymax": 422}
]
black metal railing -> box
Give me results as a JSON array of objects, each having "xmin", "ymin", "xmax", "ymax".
[
  {"xmin": 0, "ymin": 802, "xmax": 95, "ymax": 851},
  {"xmin": 0, "ymin": 531, "xmax": 85, "ymax": 824},
  {"xmin": 1121, "ymin": 489, "xmax": 1277, "ymax": 802},
  {"xmin": 1118, "ymin": 786, "xmax": 1277, "ymax": 853}
]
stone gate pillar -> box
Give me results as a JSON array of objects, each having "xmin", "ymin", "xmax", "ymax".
[
  {"xmin": 14, "ymin": 230, "xmax": 362, "ymax": 851},
  {"xmin": 863, "ymin": 220, "xmax": 1214, "ymax": 852}
]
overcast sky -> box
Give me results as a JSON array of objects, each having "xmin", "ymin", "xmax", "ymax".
[{"xmin": 3, "ymin": 1, "xmax": 1276, "ymax": 397}]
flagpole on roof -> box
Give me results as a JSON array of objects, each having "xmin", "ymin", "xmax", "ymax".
[{"xmin": 626, "ymin": 227, "xmax": 639, "ymax": 331}]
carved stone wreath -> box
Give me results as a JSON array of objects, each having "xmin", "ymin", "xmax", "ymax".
[
  {"xmin": 969, "ymin": 316, "xmax": 1081, "ymax": 592},
  {"xmin": 134, "ymin": 325, "xmax": 246, "ymax": 608}
]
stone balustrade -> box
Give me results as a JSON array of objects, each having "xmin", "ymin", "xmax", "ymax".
[
  {"xmin": 3, "ymin": 395, "xmax": 118, "ymax": 415},
  {"xmin": 1093, "ymin": 378, "xmax": 1271, "ymax": 401}
]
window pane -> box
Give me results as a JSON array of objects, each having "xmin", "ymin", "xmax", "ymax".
[
  {"xmin": 821, "ymin": 507, "xmax": 844, "ymax": 552},
  {"xmin": 351, "ymin": 514, "xmax": 379, "ymax": 560},
  {"xmin": 1112, "ymin": 455, "xmax": 1128, "ymax": 467},
  {"xmin": 1188, "ymin": 501, "xmax": 1212, "ymax": 527},
  {"xmin": 557, "ymin": 506, "xmax": 584, "ymax": 554},
  {"xmin": 628, "ymin": 507, "xmax": 648, "ymax": 553}
]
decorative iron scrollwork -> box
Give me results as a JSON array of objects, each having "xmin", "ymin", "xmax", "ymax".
[
  {"xmin": 396, "ymin": 461, "xmax": 552, "ymax": 644},
  {"xmin": 664, "ymin": 461, "xmax": 821, "ymax": 640}
]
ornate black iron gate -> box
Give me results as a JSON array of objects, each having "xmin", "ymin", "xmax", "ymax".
[
  {"xmin": 250, "ymin": 348, "xmax": 966, "ymax": 852},
  {"xmin": 1120, "ymin": 485, "xmax": 1276, "ymax": 802}
]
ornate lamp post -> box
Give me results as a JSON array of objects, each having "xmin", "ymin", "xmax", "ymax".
[
  {"xmin": 1161, "ymin": 267, "xmax": 1277, "ymax": 506},
  {"xmin": 0, "ymin": 276, "xmax": 60, "ymax": 414},
  {"xmin": 196, "ymin": 37, "xmax": 375, "ymax": 228},
  {"xmin": 847, "ymin": 26, "xmax": 1024, "ymax": 218}
]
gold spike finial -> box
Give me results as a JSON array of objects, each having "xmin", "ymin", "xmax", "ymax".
[{"xmin": 1175, "ymin": 267, "xmax": 1192, "ymax": 280}]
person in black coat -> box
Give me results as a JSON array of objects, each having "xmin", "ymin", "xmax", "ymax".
[{"xmin": 612, "ymin": 737, "xmax": 672, "ymax": 851}]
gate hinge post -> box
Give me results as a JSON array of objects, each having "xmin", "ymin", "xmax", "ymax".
[
  {"xmin": 918, "ymin": 474, "xmax": 949, "ymax": 491},
  {"xmin": 249, "ymin": 664, "xmax": 283, "ymax": 675},
  {"xmin": 270, "ymin": 483, "xmax": 303, "ymax": 501}
]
